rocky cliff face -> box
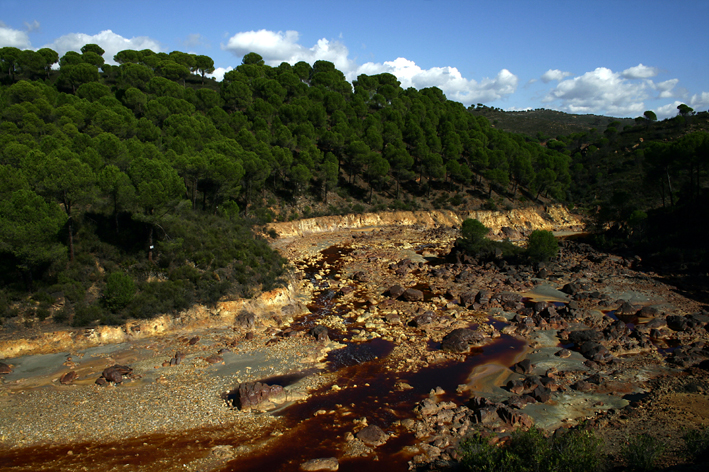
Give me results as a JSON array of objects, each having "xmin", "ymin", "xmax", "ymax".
[{"xmin": 265, "ymin": 204, "xmax": 584, "ymax": 240}]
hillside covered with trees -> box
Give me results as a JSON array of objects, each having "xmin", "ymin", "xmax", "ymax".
[{"xmin": 0, "ymin": 43, "xmax": 707, "ymax": 328}]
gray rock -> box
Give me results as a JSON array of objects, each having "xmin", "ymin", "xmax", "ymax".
[{"xmin": 355, "ymin": 424, "xmax": 388, "ymax": 447}]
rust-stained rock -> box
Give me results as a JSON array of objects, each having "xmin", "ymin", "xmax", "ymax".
[
  {"xmin": 310, "ymin": 325, "xmax": 329, "ymax": 343},
  {"xmin": 226, "ymin": 381, "xmax": 284, "ymax": 410},
  {"xmin": 388, "ymin": 285, "xmax": 405, "ymax": 298},
  {"xmin": 402, "ymin": 288, "xmax": 424, "ymax": 302},
  {"xmin": 205, "ymin": 355, "xmax": 223, "ymax": 364},
  {"xmin": 441, "ymin": 328, "xmax": 485, "ymax": 353},
  {"xmin": 512, "ymin": 359, "xmax": 534, "ymax": 374},
  {"xmin": 355, "ymin": 424, "xmax": 388, "ymax": 447},
  {"xmin": 59, "ymin": 371, "xmax": 78, "ymax": 385},
  {"xmin": 300, "ymin": 457, "xmax": 339, "ymax": 471},
  {"xmin": 101, "ymin": 365, "xmax": 132, "ymax": 384}
]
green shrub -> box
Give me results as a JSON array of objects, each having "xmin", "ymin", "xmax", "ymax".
[
  {"xmin": 621, "ymin": 433, "xmax": 665, "ymax": 471},
  {"xmin": 684, "ymin": 426, "xmax": 709, "ymax": 463},
  {"xmin": 462, "ymin": 218, "xmax": 490, "ymax": 246},
  {"xmin": 458, "ymin": 427, "xmax": 605, "ymax": 472},
  {"xmin": 103, "ymin": 272, "xmax": 136, "ymax": 311},
  {"xmin": 36, "ymin": 303, "xmax": 51, "ymax": 321},
  {"xmin": 62, "ymin": 280, "xmax": 86, "ymax": 303},
  {"xmin": 71, "ymin": 303, "xmax": 103, "ymax": 327},
  {"xmin": 459, "ymin": 432, "xmax": 516, "ymax": 472},
  {"xmin": 526, "ymin": 230, "xmax": 559, "ymax": 262},
  {"xmin": 549, "ymin": 428, "xmax": 605, "ymax": 472},
  {"xmin": 53, "ymin": 308, "xmax": 69, "ymax": 324}
]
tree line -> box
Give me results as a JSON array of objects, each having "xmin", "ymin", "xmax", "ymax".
[{"xmin": 0, "ymin": 44, "xmax": 574, "ymax": 325}]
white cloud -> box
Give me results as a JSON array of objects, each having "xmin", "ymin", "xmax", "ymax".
[
  {"xmin": 543, "ymin": 67, "xmax": 650, "ymax": 116},
  {"xmin": 358, "ymin": 57, "xmax": 518, "ymax": 104},
  {"xmin": 223, "ymin": 29, "xmax": 352, "ymax": 73},
  {"xmin": 207, "ymin": 66, "xmax": 233, "ymax": 82},
  {"xmin": 43, "ymin": 30, "xmax": 163, "ymax": 64},
  {"xmin": 653, "ymin": 95, "xmax": 708, "ymax": 120},
  {"xmin": 622, "ymin": 63, "xmax": 659, "ymax": 79},
  {"xmin": 654, "ymin": 78, "xmax": 679, "ymax": 98},
  {"xmin": 689, "ymin": 92, "xmax": 709, "ymax": 111},
  {"xmin": 0, "ymin": 22, "xmax": 31, "ymax": 48},
  {"xmin": 221, "ymin": 29, "xmax": 518, "ymax": 105},
  {"xmin": 541, "ymin": 69, "xmax": 572, "ymax": 83},
  {"xmin": 655, "ymin": 101, "xmax": 684, "ymax": 120}
]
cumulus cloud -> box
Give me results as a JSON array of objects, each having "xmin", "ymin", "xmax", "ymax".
[
  {"xmin": 622, "ymin": 63, "xmax": 659, "ymax": 79},
  {"xmin": 655, "ymin": 101, "xmax": 685, "ymax": 119},
  {"xmin": 357, "ymin": 57, "xmax": 518, "ymax": 103},
  {"xmin": 0, "ymin": 22, "xmax": 32, "ymax": 48},
  {"xmin": 43, "ymin": 30, "xmax": 163, "ymax": 64},
  {"xmin": 221, "ymin": 29, "xmax": 517, "ymax": 105},
  {"xmin": 689, "ymin": 91, "xmax": 709, "ymax": 111},
  {"xmin": 653, "ymin": 78, "xmax": 680, "ymax": 98},
  {"xmin": 543, "ymin": 67, "xmax": 652, "ymax": 116},
  {"xmin": 223, "ymin": 29, "xmax": 352, "ymax": 73},
  {"xmin": 541, "ymin": 69, "xmax": 572, "ymax": 83},
  {"xmin": 208, "ymin": 66, "xmax": 233, "ymax": 82}
]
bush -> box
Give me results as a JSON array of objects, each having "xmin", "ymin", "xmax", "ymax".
[
  {"xmin": 684, "ymin": 426, "xmax": 709, "ymax": 463},
  {"xmin": 71, "ymin": 303, "xmax": 104, "ymax": 327},
  {"xmin": 526, "ymin": 230, "xmax": 559, "ymax": 262},
  {"xmin": 459, "ymin": 432, "xmax": 516, "ymax": 472},
  {"xmin": 621, "ymin": 433, "xmax": 665, "ymax": 471},
  {"xmin": 458, "ymin": 427, "xmax": 605, "ymax": 472},
  {"xmin": 462, "ymin": 218, "xmax": 490, "ymax": 246},
  {"xmin": 103, "ymin": 272, "xmax": 135, "ymax": 311}
]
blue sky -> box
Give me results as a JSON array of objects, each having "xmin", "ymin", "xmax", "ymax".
[{"xmin": 1, "ymin": 0, "xmax": 707, "ymax": 119}]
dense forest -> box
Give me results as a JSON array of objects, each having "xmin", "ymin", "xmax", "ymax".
[{"xmin": 0, "ymin": 44, "xmax": 707, "ymax": 328}]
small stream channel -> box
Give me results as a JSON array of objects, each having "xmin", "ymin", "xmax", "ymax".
[{"xmin": 219, "ymin": 243, "xmax": 527, "ymax": 471}]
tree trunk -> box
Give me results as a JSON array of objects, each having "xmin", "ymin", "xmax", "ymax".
[
  {"xmin": 148, "ymin": 225, "xmax": 154, "ymax": 263},
  {"xmin": 666, "ymin": 168, "xmax": 674, "ymax": 206},
  {"xmin": 68, "ymin": 217, "xmax": 74, "ymax": 263}
]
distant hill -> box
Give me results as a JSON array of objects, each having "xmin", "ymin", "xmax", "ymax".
[{"xmin": 468, "ymin": 105, "xmax": 636, "ymax": 138}]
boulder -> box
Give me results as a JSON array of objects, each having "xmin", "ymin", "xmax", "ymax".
[
  {"xmin": 568, "ymin": 329, "xmax": 604, "ymax": 345},
  {"xmin": 441, "ymin": 329, "xmax": 485, "ymax": 353},
  {"xmin": 0, "ymin": 362, "xmax": 12, "ymax": 374},
  {"xmin": 355, "ymin": 424, "xmax": 388, "ymax": 447},
  {"xmin": 59, "ymin": 371, "xmax": 78, "ymax": 385},
  {"xmin": 579, "ymin": 342, "xmax": 611, "ymax": 362},
  {"xmin": 310, "ymin": 325, "xmax": 329, "ymax": 342},
  {"xmin": 235, "ymin": 311, "xmax": 256, "ymax": 330},
  {"xmin": 230, "ymin": 381, "xmax": 284, "ymax": 410},
  {"xmin": 476, "ymin": 290, "xmax": 491, "ymax": 304},
  {"xmin": 402, "ymin": 288, "xmax": 424, "ymax": 302},
  {"xmin": 411, "ymin": 311, "xmax": 437, "ymax": 328},
  {"xmin": 388, "ymin": 285, "xmax": 406, "ymax": 298},
  {"xmin": 101, "ymin": 365, "xmax": 132, "ymax": 384},
  {"xmin": 512, "ymin": 359, "xmax": 534, "ymax": 375},
  {"xmin": 459, "ymin": 291, "xmax": 478, "ymax": 307},
  {"xmin": 667, "ymin": 315, "xmax": 689, "ymax": 332}
]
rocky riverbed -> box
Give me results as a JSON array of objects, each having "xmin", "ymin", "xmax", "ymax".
[{"xmin": 1, "ymin": 211, "xmax": 708, "ymax": 471}]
